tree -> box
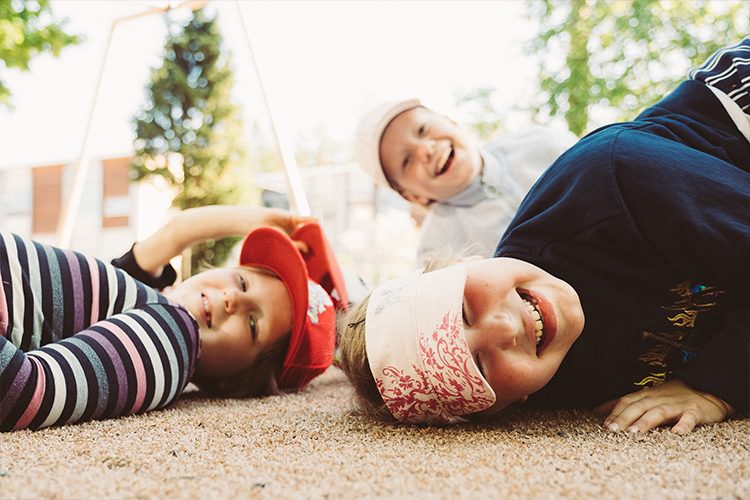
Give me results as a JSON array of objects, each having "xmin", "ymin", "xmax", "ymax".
[
  {"xmin": 525, "ymin": 0, "xmax": 748, "ymax": 136},
  {"xmin": 453, "ymin": 86, "xmax": 505, "ymax": 141},
  {"xmin": 0, "ymin": 0, "xmax": 80, "ymax": 107},
  {"xmin": 132, "ymin": 8, "xmax": 255, "ymax": 274}
]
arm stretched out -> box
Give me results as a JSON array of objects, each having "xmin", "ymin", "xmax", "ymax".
[{"xmin": 131, "ymin": 206, "xmax": 315, "ymax": 277}]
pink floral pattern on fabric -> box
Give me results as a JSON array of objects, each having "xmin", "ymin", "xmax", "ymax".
[{"xmin": 378, "ymin": 311, "xmax": 495, "ymax": 424}]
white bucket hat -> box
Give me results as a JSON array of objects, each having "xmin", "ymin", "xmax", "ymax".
[
  {"xmin": 355, "ymin": 98, "xmax": 421, "ymax": 188},
  {"xmin": 365, "ymin": 265, "xmax": 496, "ymax": 424}
]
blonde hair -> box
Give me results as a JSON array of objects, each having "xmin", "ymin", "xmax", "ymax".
[{"xmin": 337, "ymin": 248, "xmax": 461, "ymax": 421}]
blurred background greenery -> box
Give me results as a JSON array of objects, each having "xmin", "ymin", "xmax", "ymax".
[{"xmin": 1, "ymin": 0, "xmax": 747, "ymax": 276}]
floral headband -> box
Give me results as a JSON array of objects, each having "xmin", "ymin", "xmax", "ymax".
[{"xmin": 364, "ymin": 265, "xmax": 496, "ymax": 424}]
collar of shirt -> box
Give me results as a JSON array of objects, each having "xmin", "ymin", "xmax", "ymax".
[{"xmin": 439, "ymin": 144, "xmax": 513, "ymax": 208}]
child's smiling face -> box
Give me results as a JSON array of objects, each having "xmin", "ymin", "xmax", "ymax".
[
  {"xmin": 165, "ymin": 266, "xmax": 293, "ymax": 379},
  {"xmin": 458, "ymin": 257, "xmax": 585, "ymax": 414},
  {"xmin": 379, "ymin": 106, "xmax": 483, "ymax": 204}
]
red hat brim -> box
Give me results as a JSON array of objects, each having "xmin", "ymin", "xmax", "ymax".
[
  {"xmin": 239, "ymin": 227, "xmax": 314, "ymax": 387},
  {"xmin": 238, "ymin": 225, "xmax": 338, "ymax": 390},
  {"xmin": 292, "ymin": 222, "xmax": 349, "ymax": 312}
]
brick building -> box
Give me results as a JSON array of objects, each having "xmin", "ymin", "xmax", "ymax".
[{"xmin": 0, "ymin": 155, "xmax": 173, "ymax": 261}]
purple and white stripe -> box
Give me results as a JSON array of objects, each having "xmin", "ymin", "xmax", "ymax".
[{"xmin": 0, "ymin": 231, "xmax": 199, "ymax": 431}]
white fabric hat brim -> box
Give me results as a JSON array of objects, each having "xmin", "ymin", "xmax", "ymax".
[
  {"xmin": 365, "ymin": 265, "xmax": 496, "ymax": 424},
  {"xmin": 355, "ymin": 98, "xmax": 421, "ymax": 188}
]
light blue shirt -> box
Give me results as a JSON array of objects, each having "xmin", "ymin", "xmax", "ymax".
[{"xmin": 416, "ymin": 125, "xmax": 578, "ymax": 266}]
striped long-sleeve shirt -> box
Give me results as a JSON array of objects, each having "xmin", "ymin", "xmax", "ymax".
[{"xmin": 0, "ymin": 231, "xmax": 200, "ymax": 431}]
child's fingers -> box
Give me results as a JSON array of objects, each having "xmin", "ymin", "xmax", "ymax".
[
  {"xmin": 261, "ymin": 211, "xmax": 316, "ymax": 237},
  {"xmin": 293, "ymin": 215, "xmax": 317, "ymax": 226},
  {"xmin": 602, "ymin": 382, "xmax": 729, "ymax": 434},
  {"xmin": 629, "ymin": 406, "xmax": 704, "ymax": 434},
  {"xmin": 602, "ymin": 395, "xmax": 666, "ymax": 432},
  {"xmin": 592, "ymin": 398, "xmax": 617, "ymax": 414},
  {"xmin": 671, "ymin": 411, "xmax": 700, "ymax": 435},
  {"xmin": 600, "ymin": 390, "xmax": 650, "ymax": 428},
  {"xmin": 618, "ymin": 404, "xmax": 681, "ymax": 433},
  {"xmin": 292, "ymin": 239, "xmax": 310, "ymax": 253}
]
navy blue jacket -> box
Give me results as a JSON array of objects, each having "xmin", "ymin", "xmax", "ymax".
[{"xmin": 496, "ymin": 80, "xmax": 749, "ymax": 414}]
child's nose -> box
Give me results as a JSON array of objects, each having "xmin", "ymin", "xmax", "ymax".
[
  {"xmin": 417, "ymin": 139, "xmax": 435, "ymax": 163},
  {"xmin": 477, "ymin": 312, "xmax": 518, "ymax": 350},
  {"xmin": 223, "ymin": 289, "xmax": 237, "ymax": 314}
]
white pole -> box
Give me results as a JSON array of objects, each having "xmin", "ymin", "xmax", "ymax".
[
  {"xmin": 235, "ymin": 1, "xmax": 311, "ymax": 216},
  {"xmin": 56, "ymin": 2, "xmax": 209, "ymax": 248}
]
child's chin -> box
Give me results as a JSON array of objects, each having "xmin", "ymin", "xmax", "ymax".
[{"xmin": 453, "ymin": 166, "xmax": 479, "ymax": 190}]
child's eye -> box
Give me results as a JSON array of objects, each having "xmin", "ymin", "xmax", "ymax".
[
  {"xmin": 418, "ymin": 124, "xmax": 426, "ymax": 135},
  {"xmin": 249, "ymin": 316, "xmax": 257, "ymax": 341},
  {"xmin": 462, "ymin": 300, "xmax": 471, "ymax": 326},
  {"xmin": 475, "ymin": 355, "xmax": 486, "ymax": 379},
  {"xmin": 402, "ymin": 155, "xmax": 410, "ymax": 169},
  {"xmin": 239, "ymin": 274, "xmax": 247, "ymax": 292}
]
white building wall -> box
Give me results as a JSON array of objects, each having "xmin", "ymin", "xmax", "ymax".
[{"xmin": 0, "ymin": 168, "xmax": 33, "ymax": 236}]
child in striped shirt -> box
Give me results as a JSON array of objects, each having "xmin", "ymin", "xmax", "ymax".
[{"xmin": 1, "ymin": 206, "xmax": 347, "ymax": 431}]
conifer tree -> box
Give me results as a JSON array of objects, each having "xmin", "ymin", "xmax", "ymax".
[{"xmin": 132, "ymin": 8, "xmax": 254, "ymax": 274}]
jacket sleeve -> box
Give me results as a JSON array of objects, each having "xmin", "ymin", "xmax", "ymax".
[
  {"xmin": 614, "ymin": 84, "xmax": 749, "ymax": 414},
  {"xmin": 0, "ymin": 303, "xmax": 199, "ymax": 431},
  {"xmin": 675, "ymin": 306, "xmax": 749, "ymax": 414},
  {"xmin": 622, "ymin": 147, "xmax": 749, "ymax": 414}
]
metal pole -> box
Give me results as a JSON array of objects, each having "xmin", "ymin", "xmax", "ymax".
[{"xmin": 56, "ymin": 2, "xmax": 208, "ymax": 248}]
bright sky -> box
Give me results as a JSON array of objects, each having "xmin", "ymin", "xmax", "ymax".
[{"xmin": 0, "ymin": 0, "xmax": 540, "ymax": 169}]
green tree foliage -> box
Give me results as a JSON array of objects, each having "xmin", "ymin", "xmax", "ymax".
[
  {"xmin": 132, "ymin": 8, "xmax": 255, "ymax": 274},
  {"xmin": 525, "ymin": 0, "xmax": 748, "ymax": 136},
  {"xmin": 454, "ymin": 86, "xmax": 505, "ymax": 141},
  {"xmin": 0, "ymin": 0, "xmax": 80, "ymax": 107}
]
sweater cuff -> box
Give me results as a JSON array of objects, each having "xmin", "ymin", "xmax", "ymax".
[
  {"xmin": 111, "ymin": 245, "xmax": 177, "ymax": 290},
  {"xmin": 675, "ymin": 306, "xmax": 749, "ymax": 415}
]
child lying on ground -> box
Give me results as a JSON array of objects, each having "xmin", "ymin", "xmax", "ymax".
[
  {"xmin": 1, "ymin": 206, "xmax": 348, "ymax": 431},
  {"xmin": 339, "ymin": 39, "xmax": 750, "ymax": 434},
  {"xmin": 356, "ymin": 96, "xmax": 577, "ymax": 266}
]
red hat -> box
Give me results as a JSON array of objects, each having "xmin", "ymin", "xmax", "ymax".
[
  {"xmin": 292, "ymin": 222, "xmax": 349, "ymax": 313},
  {"xmin": 238, "ymin": 222, "xmax": 345, "ymax": 390}
]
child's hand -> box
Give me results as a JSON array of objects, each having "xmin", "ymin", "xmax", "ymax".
[
  {"xmin": 256, "ymin": 209, "xmax": 316, "ymax": 253},
  {"xmin": 259, "ymin": 208, "xmax": 316, "ymax": 238},
  {"xmin": 132, "ymin": 206, "xmax": 317, "ymax": 274},
  {"xmin": 593, "ymin": 379, "xmax": 734, "ymax": 435}
]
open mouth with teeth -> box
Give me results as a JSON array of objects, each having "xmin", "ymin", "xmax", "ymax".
[
  {"xmin": 521, "ymin": 294, "xmax": 545, "ymax": 352},
  {"xmin": 436, "ymin": 147, "xmax": 455, "ymax": 176},
  {"xmin": 202, "ymin": 293, "xmax": 212, "ymax": 328}
]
